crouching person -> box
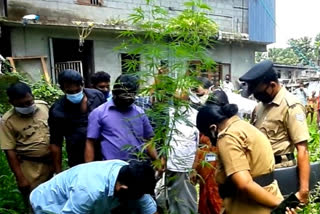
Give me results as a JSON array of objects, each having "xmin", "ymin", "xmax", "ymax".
[
  {"xmin": 30, "ymin": 160, "xmax": 158, "ymax": 214},
  {"xmin": 0, "ymin": 82, "xmax": 53, "ymax": 206}
]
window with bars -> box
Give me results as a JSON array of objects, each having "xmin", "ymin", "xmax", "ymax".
[{"xmin": 77, "ymin": 0, "xmax": 103, "ymax": 6}]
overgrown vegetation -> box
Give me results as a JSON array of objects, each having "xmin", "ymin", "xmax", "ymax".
[
  {"xmin": 0, "ymin": 151, "xmax": 26, "ymax": 214},
  {"xmin": 298, "ymin": 118, "xmax": 320, "ymax": 213},
  {"xmin": 299, "ymin": 182, "xmax": 320, "ymax": 214}
]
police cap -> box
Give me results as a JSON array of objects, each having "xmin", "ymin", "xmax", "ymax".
[{"xmin": 239, "ymin": 60, "xmax": 274, "ymax": 83}]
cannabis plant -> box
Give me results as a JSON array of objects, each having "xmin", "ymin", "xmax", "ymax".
[{"xmin": 117, "ymin": 0, "xmax": 218, "ymax": 167}]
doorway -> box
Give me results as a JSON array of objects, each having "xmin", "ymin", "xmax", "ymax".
[{"xmin": 51, "ymin": 38, "xmax": 94, "ymax": 86}]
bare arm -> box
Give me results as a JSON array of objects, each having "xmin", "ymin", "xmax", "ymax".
[
  {"xmin": 146, "ymin": 144, "xmax": 158, "ymax": 161},
  {"xmin": 191, "ymin": 149, "xmax": 201, "ymax": 170},
  {"xmin": 190, "ymin": 149, "xmax": 201, "ymax": 184},
  {"xmin": 231, "ymin": 170, "xmax": 282, "ymax": 208},
  {"xmin": 5, "ymin": 150, "xmax": 30, "ymax": 193},
  {"xmin": 50, "ymin": 144, "xmax": 62, "ymax": 174},
  {"xmin": 146, "ymin": 142, "xmax": 166, "ymax": 175},
  {"xmin": 295, "ymin": 141, "xmax": 310, "ymax": 204},
  {"xmin": 84, "ymin": 138, "xmax": 96, "ymax": 162}
]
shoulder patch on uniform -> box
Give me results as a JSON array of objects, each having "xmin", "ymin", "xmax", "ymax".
[{"xmin": 295, "ymin": 113, "xmax": 305, "ymax": 122}]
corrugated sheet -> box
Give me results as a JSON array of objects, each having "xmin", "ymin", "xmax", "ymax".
[{"xmin": 249, "ymin": 0, "xmax": 276, "ymax": 44}]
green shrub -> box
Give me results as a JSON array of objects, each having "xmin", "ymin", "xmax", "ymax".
[
  {"xmin": 299, "ymin": 182, "xmax": 320, "ymax": 213},
  {"xmin": 0, "ymin": 151, "xmax": 27, "ymax": 214},
  {"xmin": 308, "ymin": 123, "xmax": 320, "ymax": 163},
  {"xmin": 31, "ymin": 78, "xmax": 63, "ymax": 106}
]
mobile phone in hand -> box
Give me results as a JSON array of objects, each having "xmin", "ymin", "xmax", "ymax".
[{"xmin": 271, "ymin": 193, "xmax": 300, "ymax": 214}]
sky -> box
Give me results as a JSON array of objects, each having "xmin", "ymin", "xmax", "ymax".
[{"xmin": 269, "ymin": 0, "xmax": 320, "ymax": 48}]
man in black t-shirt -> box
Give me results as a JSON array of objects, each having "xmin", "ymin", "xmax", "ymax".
[{"xmin": 49, "ymin": 69, "xmax": 105, "ymax": 173}]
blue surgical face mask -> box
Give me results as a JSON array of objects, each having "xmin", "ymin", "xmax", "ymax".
[
  {"xmin": 15, "ymin": 104, "xmax": 37, "ymax": 115},
  {"xmin": 66, "ymin": 90, "xmax": 84, "ymax": 104}
]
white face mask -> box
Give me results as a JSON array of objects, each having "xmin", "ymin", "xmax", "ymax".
[{"xmin": 15, "ymin": 104, "xmax": 36, "ymax": 115}]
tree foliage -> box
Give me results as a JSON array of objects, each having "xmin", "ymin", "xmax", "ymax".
[
  {"xmin": 314, "ymin": 33, "xmax": 320, "ymax": 59},
  {"xmin": 256, "ymin": 48, "xmax": 299, "ymax": 65},
  {"xmin": 256, "ymin": 34, "xmax": 320, "ymax": 66},
  {"xmin": 288, "ymin": 37, "xmax": 315, "ymax": 66}
]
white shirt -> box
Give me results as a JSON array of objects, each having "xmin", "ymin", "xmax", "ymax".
[
  {"xmin": 222, "ymin": 81, "xmax": 234, "ymax": 93},
  {"xmin": 226, "ymin": 91, "xmax": 257, "ymax": 116},
  {"xmin": 166, "ymin": 107, "xmax": 199, "ymax": 172},
  {"xmin": 293, "ymin": 88, "xmax": 307, "ymax": 106}
]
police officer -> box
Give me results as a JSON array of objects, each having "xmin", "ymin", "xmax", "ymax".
[
  {"xmin": 0, "ymin": 82, "xmax": 53, "ymax": 203},
  {"xmin": 197, "ymin": 90, "xmax": 283, "ymax": 214},
  {"xmin": 239, "ymin": 60, "xmax": 310, "ymax": 204}
]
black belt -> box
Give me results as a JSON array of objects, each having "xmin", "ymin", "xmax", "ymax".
[
  {"xmin": 219, "ymin": 172, "xmax": 275, "ymax": 199},
  {"xmin": 274, "ymin": 153, "xmax": 295, "ymax": 164},
  {"xmin": 253, "ymin": 172, "xmax": 274, "ymax": 187},
  {"xmin": 19, "ymin": 154, "xmax": 52, "ymax": 164}
]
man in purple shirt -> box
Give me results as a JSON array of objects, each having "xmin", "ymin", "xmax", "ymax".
[{"xmin": 85, "ymin": 74, "xmax": 159, "ymax": 162}]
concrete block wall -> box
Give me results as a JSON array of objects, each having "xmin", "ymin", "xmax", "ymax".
[
  {"xmin": 7, "ymin": 0, "xmax": 255, "ymax": 86},
  {"xmin": 10, "ymin": 26, "xmax": 126, "ymax": 83},
  {"xmin": 208, "ymin": 42, "xmax": 260, "ymax": 85},
  {"xmin": 9, "ymin": 25, "xmax": 261, "ymax": 85},
  {"xmin": 7, "ymin": 0, "xmax": 248, "ymax": 34}
]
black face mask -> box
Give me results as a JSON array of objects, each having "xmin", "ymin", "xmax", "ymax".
[
  {"xmin": 100, "ymin": 90, "xmax": 109, "ymax": 100},
  {"xmin": 115, "ymin": 188, "xmax": 143, "ymax": 201},
  {"xmin": 113, "ymin": 97, "xmax": 135, "ymax": 110},
  {"xmin": 253, "ymin": 92, "xmax": 273, "ymax": 103},
  {"xmin": 253, "ymin": 85, "xmax": 274, "ymax": 104},
  {"xmin": 113, "ymin": 91, "xmax": 136, "ymax": 111}
]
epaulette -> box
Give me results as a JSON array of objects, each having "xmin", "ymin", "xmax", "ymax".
[
  {"xmin": 283, "ymin": 92, "xmax": 301, "ymax": 108},
  {"xmin": 35, "ymin": 100, "xmax": 48, "ymax": 106},
  {"xmin": 1, "ymin": 108, "xmax": 15, "ymax": 121}
]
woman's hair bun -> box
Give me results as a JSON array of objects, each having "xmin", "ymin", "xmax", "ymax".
[{"xmin": 221, "ymin": 104, "xmax": 238, "ymax": 117}]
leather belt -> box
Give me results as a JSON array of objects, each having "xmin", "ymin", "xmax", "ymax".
[
  {"xmin": 18, "ymin": 154, "xmax": 52, "ymax": 164},
  {"xmin": 219, "ymin": 172, "xmax": 275, "ymax": 198},
  {"xmin": 274, "ymin": 153, "xmax": 295, "ymax": 164},
  {"xmin": 253, "ymin": 172, "xmax": 274, "ymax": 187}
]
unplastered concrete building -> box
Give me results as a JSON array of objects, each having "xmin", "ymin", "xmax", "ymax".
[{"xmin": 0, "ymin": 0, "xmax": 275, "ymax": 87}]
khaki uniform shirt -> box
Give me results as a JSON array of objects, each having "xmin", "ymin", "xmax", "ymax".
[
  {"xmin": 216, "ymin": 116, "xmax": 283, "ymax": 214},
  {"xmin": 252, "ymin": 87, "xmax": 309, "ymax": 167},
  {"xmin": 0, "ymin": 100, "xmax": 53, "ymax": 189}
]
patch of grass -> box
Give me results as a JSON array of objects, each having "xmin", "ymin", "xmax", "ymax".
[
  {"xmin": 299, "ymin": 113, "xmax": 320, "ymax": 213},
  {"xmin": 0, "ymin": 151, "xmax": 27, "ymax": 213}
]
